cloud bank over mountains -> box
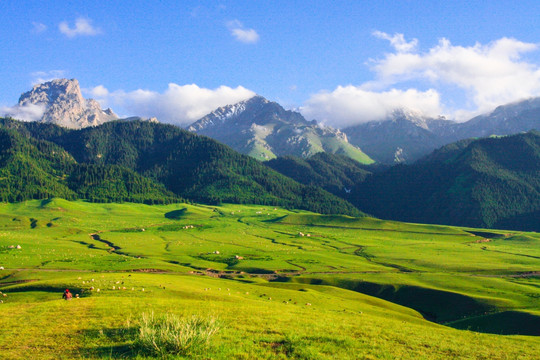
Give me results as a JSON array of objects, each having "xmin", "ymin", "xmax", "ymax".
[
  {"xmin": 1, "ymin": 103, "xmax": 45, "ymax": 122},
  {"xmin": 302, "ymin": 33, "xmax": 540, "ymax": 127},
  {"xmin": 7, "ymin": 30, "xmax": 540, "ymax": 129},
  {"xmin": 88, "ymin": 83, "xmax": 255, "ymax": 126},
  {"xmin": 82, "ymin": 33, "xmax": 540, "ymax": 128},
  {"xmin": 301, "ymin": 87, "xmax": 442, "ymax": 128}
]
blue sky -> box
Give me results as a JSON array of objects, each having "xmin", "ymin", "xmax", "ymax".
[{"xmin": 2, "ymin": 0, "xmax": 540, "ymax": 127}]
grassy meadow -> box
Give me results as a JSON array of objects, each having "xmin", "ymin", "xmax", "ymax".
[{"xmin": 0, "ymin": 199, "xmax": 539, "ymax": 359}]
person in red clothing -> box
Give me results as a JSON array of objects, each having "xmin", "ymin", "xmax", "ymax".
[{"xmin": 62, "ymin": 289, "xmax": 73, "ymax": 300}]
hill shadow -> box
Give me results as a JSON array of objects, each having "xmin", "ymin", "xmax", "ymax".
[
  {"xmin": 165, "ymin": 208, "xmax": 187, "ymax": 220},
  {"xmin": 275, "ymin": 277, "xmax": 492, "ymax": 322},
  {"xmin": 275, "ymin": 276, "xmax": 540, "ymax": 335},
  {"xmin": 80, "ymin": 327, "xmax": 137, "ymax": 358},
  {"xmin": 448, "ymin": 311, "xmax": 540, "ymax": 336}
]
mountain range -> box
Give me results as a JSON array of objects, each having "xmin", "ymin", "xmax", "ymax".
[
  {"xmin": 4, "ymin": 79, "xmax": 540, "ymax": 165},
  {"xmin": 0, "ymin": 117, "xmax": 362, "ymax": 216},
  {"xmin": 266, "ymin": 130, "xmax": 540, "ymax": 231},
  {"xmin": 188, "ymin": 95, "xmax": 374, "ymax": 163},
  {"xmin": 349, "ymin": 130, "xmax": 540, "ymax": 230},
  {"xmin": 343, "ymin": 100, "xmax": 540, "ymax": 163},
  {"xmin": 2, "ymin": 78, "xmax": 540, "ymax": 231}
]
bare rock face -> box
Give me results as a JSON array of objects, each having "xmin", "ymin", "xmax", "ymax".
[{"xmin": 17, "ymin": 78, "xmax": 118, "ymax": 129}]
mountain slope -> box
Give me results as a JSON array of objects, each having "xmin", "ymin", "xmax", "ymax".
[
  {"xmin": 0, "ymin": 118, "xmax": 363, "ymax": 216},
  {"xmin": 343, "ymin": 109, "xmax": 453, "ymax": 164},
  {"xmin": 344, "ymin": 98, "xmax": 540, "ymax": 164},
  {"xmin": 189, "ymin": 96, "xmax": 373, "ymax": 163},
  {"xmin": 265, "ymin": 152, "xmax": 371, "ymax": 198},
  {"xmin": 443, "ymin": 97, "xmax": 540, "ymax": 141},
  {"xmin": 351, "ymin": 131, "xmax": 540, "ymax": 230},
  {"xmin": 0, "ymin": 124, "xmax": 177, "ymax": 203}
]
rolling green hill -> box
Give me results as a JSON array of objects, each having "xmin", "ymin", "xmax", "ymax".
[
  {"xmin": 0, "ymin": 118, "xmax": 361, "ymax": 216},
  {"xmin": 352, "ymin": 131, "xmax": 540, "ymax": 230},
  {"xmin": 0, "ymin": 200, "xmax": 538, "ymax": 359}
]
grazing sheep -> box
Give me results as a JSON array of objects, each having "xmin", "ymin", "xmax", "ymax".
[
  {"xmin": 16, "ymin": 245, "xmax": 21, "ymax": 249},
  {"xmin": 0, "ymin": 266, "xmax": 4, "ymax": 270},
  {"xmin": 96, "ymin": 289, "xmax": 100, "ymax": 292},
  {"xmin": 305, "ymin": 303, "xmax": 311, "ymax": 306}
]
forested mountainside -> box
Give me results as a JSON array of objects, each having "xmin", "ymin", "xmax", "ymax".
[
  {"xmin": 265, "ymin": 152, "xmax": 372, "ymax": 198},
  {"xmin": 0, "ymin": 118, "xmax": 362, "ymax": 216},
  {"xmin": 350, "ymin": 131, "xmax": 540, "ymax": 230}
]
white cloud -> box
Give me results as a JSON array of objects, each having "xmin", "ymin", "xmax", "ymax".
[
  {"xmin": 301, "ymin": 86, "xmax": 442, "ymax": 128},
  {"xmin": 302, "ymin": 33, "xmax": 540, "ymax": 126},
  {"xmin": 372, "ymin": 31, "xmax": 418, "ymax": 53},
  {"xmin": 371, "ymin": 34, "xmax": 540, "ymax": 118},
  {"xmin": 88, "ymin": 85, "xmax": 109, "ymax": 98},
  {"xmin": 31, "ymin": 70, "xmax": 67, "ymax": 85},
  {"xmin": 93, "ymin": 83, "xmax": 256, "ymax": 125},
  {"xmin": 32, "ymin": 22, "xmax": 47, "ymax": 34},
  {"xmin": 1, "ymin": 103, "xmax": 46, "ymax": 122},
  {"xmin": 227, "ymin": 20, "xmax": 259, "ymax": 44},
  {"xmin": 59, "ymin": 17, "xmax": 102, "ymax": 38}
]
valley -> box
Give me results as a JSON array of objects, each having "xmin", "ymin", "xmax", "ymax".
[{"xmin": 0, "ymin": 199, "xmax": 538, "ymax": 358}]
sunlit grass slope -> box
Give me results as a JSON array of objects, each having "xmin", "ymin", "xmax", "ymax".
[{"xmin": 0, "ymin": 199, "xmax": 539, "ymax": 359}]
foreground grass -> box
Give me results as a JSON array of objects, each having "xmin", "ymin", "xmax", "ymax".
[{"xmin": 0, "ymin": 199, "xmax": 539, "ymax": 359}]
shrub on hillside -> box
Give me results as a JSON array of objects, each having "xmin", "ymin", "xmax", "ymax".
[{"xmin": 132, "ymin": 312, "xmax": 220, "ymax": 357}]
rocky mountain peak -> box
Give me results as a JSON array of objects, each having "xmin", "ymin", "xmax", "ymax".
[
  {"xmin": 187, "ymin": 96, "xmax": 371, "ymax": 162},
  {"xmin": 16, "ymin": 78, "xmax": 118, "ymax": 129}
]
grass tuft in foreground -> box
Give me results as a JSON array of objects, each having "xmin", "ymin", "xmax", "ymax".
[{"xmin": 132, "ymin": 312, "xmax": 220, "ymax": 357}]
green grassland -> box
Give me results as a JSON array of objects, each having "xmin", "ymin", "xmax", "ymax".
[{"xmin": 0, "ymin": 199, "xmax": 539, "ymax": 359}]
